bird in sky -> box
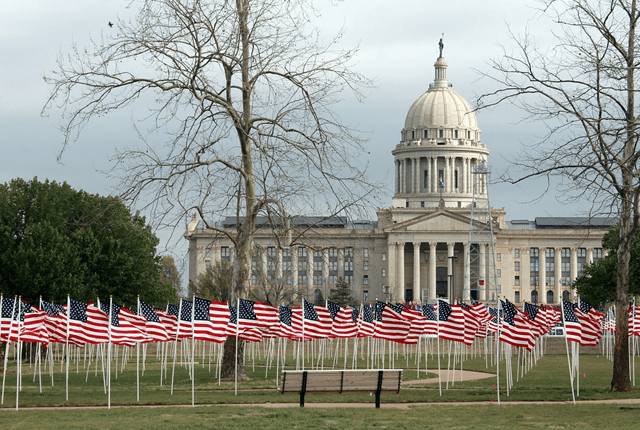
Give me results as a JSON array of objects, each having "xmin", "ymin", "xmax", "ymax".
[{"xmin": 108, "ymin": 21, "xmax": 114, "ymax": 28}]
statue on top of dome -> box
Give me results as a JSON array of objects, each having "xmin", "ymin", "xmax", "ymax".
[{"xmin": 438, "ymin": 35, "xmax": 444, "ymax": 58}]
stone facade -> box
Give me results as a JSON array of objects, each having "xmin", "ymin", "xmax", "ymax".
[{"xmin": 184, "ymin": 52, "xmax": 613, "ymax": 306}]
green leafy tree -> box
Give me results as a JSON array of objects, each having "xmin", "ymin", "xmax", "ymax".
[
  {"xmin": 574, "ymin": 226, "xmax": 640, "ymax": 308},
  {"xmin": 329, "ymin": 277, "xmax": 353, "ymax": 308},
  {"xmin": 160, "ymin": 255, "xmax": 183, "ymax": 296},
  {"xmin": 0, "ymin": 177, "xmax": 175, "ymax": 307},
  {"xmin": 190, "ymin": 260, "xmax": 232, "ymax": 302}
]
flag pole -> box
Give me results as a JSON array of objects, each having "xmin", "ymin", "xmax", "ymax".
[
  {"xmin": 235, "ymin": 297, "xmax": 239, "ymax": 396},
  {"xmin": 191, "ymin": 294, "xmax": 196, "ymax": 407},
  {"xmin": 65, "ymin": 295, "xmax": 71, "ymax": 402},
  {"xmin": 136, "ymin": 296, "xmax": 140, "ymax": 403},
  {"xmin": 560, "ymin": 299, "xmax": 576, "ymax": 405},
  {"xmin": 171, "ymin": 298, "xmax": 183, "ymax": 395},
  {"xmin": 15, "ymin": 298, "xmax": 22, "ymax": 411}
]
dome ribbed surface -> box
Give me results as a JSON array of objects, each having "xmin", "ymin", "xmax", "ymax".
[{"xmin": 404, "ymin": 87, "xmax": 477, "ymax": 130}]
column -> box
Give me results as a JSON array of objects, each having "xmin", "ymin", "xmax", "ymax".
[
  {"xmin": 521, "ymin": 248, "xmax": 530, "ymax": 293},
  {"xmin": 322, "ymin": 248, "xmax": 329, "ymax": 299},
  {"xmin": 413, "ymin": 157, "xmax": 418, "ymax": 194},
  {"xmin": 463, "ymin": 242, "xmax": 470, "ymax": 301},
  {"xmin": 397, "ymin": 242, "xmax": 405, "ymax": 302},
  {"xmin": 555, "ymin": 247, "xmax": 562, "ymax": 304},
  {"xmin": 429, "ymin": 242, "xmax": 437, "ymax": 300},
  {"xmin": 338, "ymin": 248, "xmax": 345, "ymax": 278},
  {"xmin": 479, "ymin": 244, "xmax": 486, "ymax": 301},
  {"xmin": 570, "ymin": 247, "xmax": 578, "ymax": 301},
  {"xmin": 395, "ymin": 160, "xmax": 399, "ymax": 193},
  {"xmin": 413, "ymin": 242, "xmax": 421, "ymax": 302},
  {"xmin": 401, "ymin": 159, "xmax": 406, "ymax": 194},
  {"xmin": 444, "ymin": 157, "xmax": 450, "ymax": 192},
  {"xmin": 538, "ymin": 248, "xmax": 546, "ymax": 304},
  {"xmin": 261, "ymin": 247, "xmax": 268, "ymax": 284},
  {"xmin": 587, "ymin": 247, "xmax": 594, "ymax": 265},
  {"xmin": 447, "ymin": 242, "xmax": 455, "ymax": 300},
  {"xmin": 432, "ymin": 157, "xmax": 438, "ymax": 193},
  {"xmin": 292, "ymin": 246, "xmax": 299, "ymax": 290},
  {"xmin": 306, "ymin": 248, "xmax": 313, "ymax": 299},
  {"xmin": 277, "ymin": 247, "xmax": 283, "ymax": 283},
  {"xmin": 387, "ymin": 242, "xmax": 396, "ymax": 301},
  {"xmin": 461, "ymin": 158, "xmax": 467, "ymax": 194}
]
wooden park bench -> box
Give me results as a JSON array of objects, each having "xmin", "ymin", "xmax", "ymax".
[{"xmin": 279, "ymin": 369, "xmax": 403, "ymax": 408}]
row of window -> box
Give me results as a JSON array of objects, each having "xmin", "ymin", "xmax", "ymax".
[
  {"xmin": 403, "ymin": 128, "xmax": 476, "ymax": 141},
  {"xmin": 513, "ymin": 290, "xmax": 570, "ymax": 304}
]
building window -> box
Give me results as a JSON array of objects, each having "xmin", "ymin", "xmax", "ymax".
[
  {"xmin": 363, "ymin": 248, "xmax": 369, "ymax": 258},
  {"xmin": 205, "ymin": 260, "xmax": 211, "ymax": 269},
  {"xmin": 329, "ymin": 248, "xmax": 338, "ymax": 258},
  {"xmin": 382, "ymin": 253, "xmax": 386, "ymax": 261},
  {"xmin": 363, "ymin": 261, "xmax": 369, "ymax": 271},
  {"xmin": 328, "ymin": 260, "xmax": 338, "ymax": 271},
  {"xmin": 298, "ymin": 273, "xmax": 307, "ymax": 285},
  {"xmin": 439, "ymin": 129, "xmax": 443, "ymax": 138},
  {"xmin": 545, "ymin": 248, "xmax": 555, "ymax": 286},
  {"xmin": 497, "ymin": 269, "xmax": 501, "ymax": 278},
  {"xmin": 594, "ymin": 248, "xmax": 602, "ymax": 264},
  {"xmin": 421, "ymin": 201, "xmax": 425, "ymax": 207},
  {"xmin": 363, "ymin": 290, "xmax": 369, "ymax": 302},
  {"xmin": 454, "ymin": 170, "xmax": 458, "ymax": 189},
  {"xmin": 563, "ymin": 290, "xmax": 570, "ymax": 301},
  {"xmin": 577, "ymin": 248, "xmax": 586, "ymax": 277},
  {"xmin": 514, "ymin": 248, "xmax": 520, "ymax": 258},
  {"xmin": 531, "ymin": 290, "xmax": 539, "ymax": 304},
  {"xmin": 205, "ymin": 247, "xmax": 211, "ymax": 258},
  {"xmin": 298, "ymin": 247, "xmax": 307, "ymax": 258},
  {"xmin": 467, "ymin": 130, "xmax": 471, "ymax": 139},
  {"xmin": 382, "ymin": 268, "xmax": 387, "ymax": 277},
  {"xmin": 328, "ymin": 275, "xmax": 337, "ymax": 285},
  {"xmin": 515, "ymin": 276, "xmax": 520, "ymax": 286},
  {"xmin": 514, "ymin": 291, "xmax": 520, "ymax": 303},
  {"xmin": 424, "ymin": 170, "xmax": 429, "ymax": 188},
  {"xmin": 530, "ymin": 247, "xmax": 539, "ymax": 286},
  {"xmin": 547, "ymin": 290, "xmax": 554, "ymax": 304},
  {"xmin": 561, "ymin": 247, "xmax": 571, "ymax": 286},
  {"xmin": 454, "ymin": 130, "xmax": 458, "ymax": 138},
  {"xmin": 424, "ymin": 129, "xmax": 428, "ymax": 138},
  {"xmin": 515, "ymin": 261, "xmax": 520, "ymax": 272},
  {"xmin": 497, "ymin": 253, "xmax": 501, "ymax": 262},
  {"xmin": 363, "ymin": 275, "xmax": 369, "ymax": 285},
  {"xmin": 411, "ymin": 130, "xmax": 415, "ymax": 139}
]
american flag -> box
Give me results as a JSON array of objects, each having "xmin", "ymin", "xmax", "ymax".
[
  {"xmin": 41, "ymin": 300, "xmax": 68, "ymax": 343},
  {"xmin": 357, "ymin": 304, "xmax": 375, "ymax": 338},
  {"xmin": 156, "ymin": 309, "xmax": 178, "ymax": 339},
  {"xmin": 329, "ymin": 307, "xmax": 358, "ymax": 338},
  {"xmin": 0, "ymin": 296, "xmax": 18, "ymax": 342},
  {"xmin": 562, "ymin": 299, "xmax": 582, "ymax": 343},
  {"xmin": 421, "ymin": 304, "xmax": 438, "ymax": 335},
  {"xmin": 302, "ymin": 299, "xmax": 331, "ymax": 339},
  {"xmin": 226, "ymin": 304, "xmax": 261, "ymax": 342},
  {"xmin": 327, "ymin": 301, "xmax": 341, "ymax": 320},
  {"xmin": 373, "ymin": 304, "xmax": 411, "ymax": 343},
  {"xmin": 14, "ymin": 301, "xmax": 49, "ymax": 344},
  {"xmin": 238, "ymin": 299, "xmax": 278, "ymax": 330},
  {"xmin": 273, "ymin": 305, "xmax": 297, "ymax": 339},
  {"xmin": 139, "ymin": 299, "xmax": 170, "ymax": 342},
  {"xmin": 67, "ymin": 298, "xmax": 109, "ymax": 345},
  {"xmin": 167, "ymin": 304, "xmax": 179, "ymax": 317},
  {"xmin": 98, "ymin": 300, "xmax": 147, "ymax": 345},
  {"xmin": 192, "ymin": 297, "xmax": 228, "ymax": 343},
  {"xmin": 176, "ymin": 299, "xmax": 194, "ymax": 338},
  {"xmin": 460, "ymin": 303, "xmax": 480, "ymax": 345},
  {"xmin": 524, "ymin": 302, "xmax": 548, "ymax": 337},
  {"xmin": 574, "ymin": 299, "xmax": 603, "ymax": 347},
  {"xmin": 500, "ymin": 299, "xmax": 535, "ymax": 351},
  {"xmin": 437, "ymin": 300, "xmax": 466, "ymax": 343}
]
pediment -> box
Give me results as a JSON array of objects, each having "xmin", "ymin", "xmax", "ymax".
[{"xmin": 386, "ymin": 210, "xmax": 487, "ymax": 233}]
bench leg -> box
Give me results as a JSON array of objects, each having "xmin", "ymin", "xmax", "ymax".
[
  {"xmin": 375, "ymin": 392, "xmax": 381, "ymax": 409},
  {"xmin": 300, "ymin": 392, "xmax": 305, "ymax": 407}
]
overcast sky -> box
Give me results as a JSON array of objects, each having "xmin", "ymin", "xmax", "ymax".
[{"xmin": 1, "ymin": 0, "xmax": 575, "ymax": 283}]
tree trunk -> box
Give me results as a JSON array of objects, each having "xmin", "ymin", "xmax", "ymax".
[{"xmin": 219, "ymin": 337, "xmax": 248, "ymax": 380}]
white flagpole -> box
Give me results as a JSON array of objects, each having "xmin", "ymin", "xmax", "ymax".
[
  {"xmin": 15, "ymin": 298, "xmax": 23, "ymax": 411},
  {"xmin": 191, "ymin": 294, "xmax": 196, "ymax": 406},
  {"xmin": 496, "ymin": 299, "xmax": 501, "ymax": 405},
  {"xmin": 560, "ymin": 300, "xmax": 576, "ymax": 405},
  {"xmin": 171, "ymin": 298, "xmax": 183, "ymax": 395},
  {"xmin": 0, "ymin": 293, "xmax": 8, "ymax": 406},
  {"xmin": 136, "ymin": 296, "xmax": 140, "ymax": 403},
  {"xmin": 235, "ymin": 297, "xmax": 239, "ymax": 396},
  {"xmin": 65, "ymin": 295, "xmax": 71, "ymax": 402},
  {"xmin": 108, "ymin": 296, "xmax": 113, "ymax": 409}
]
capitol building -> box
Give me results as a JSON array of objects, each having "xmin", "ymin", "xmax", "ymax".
[{"xmin": 185, "ymin": 51, "xmax": 613, "ymax": 306}]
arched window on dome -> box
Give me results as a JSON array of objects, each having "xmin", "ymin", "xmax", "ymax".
[
  {"xmin": 424, "ymin": 129, "xmax": 429, "ymax": 139},
  {"xmin": 454, "ymin": 130, "xmax": 458, "ymax": 138},
  {"xmin": 411, "ymin": 130, "xmax": 415, "ymax": 139},
  {"xmin": 467, "ymin": 130, "xmax": 471, "ymax": 139},
  {"xmin": 439, "ymin": 129, "xmax": 443, "ymax": 138}
]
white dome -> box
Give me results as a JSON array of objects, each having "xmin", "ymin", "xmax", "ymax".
[
  {"xmin": 403, "ymin": 57, "xmax": 478, "ymax": 131},
  {"xmin": 404, "ymin": 87, "xmax": 477, "ymax": 130}
]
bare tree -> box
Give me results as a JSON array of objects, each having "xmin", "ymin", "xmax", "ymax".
[
  {"xmin": 477, "ymin": 0, "xmax": 640, "ymax": 391},
  {"xmin": 45, "ymin": 0, "xmax": 375, "ymax": 379}
]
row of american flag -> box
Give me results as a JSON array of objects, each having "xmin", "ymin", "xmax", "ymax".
[{"xmin": 0, "ymin": 293, "xmax": 619, "ymax": 350}]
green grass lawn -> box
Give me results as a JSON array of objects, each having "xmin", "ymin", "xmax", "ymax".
[{"xmin": 1, "ymin": 342, "xmax": 640, "ymax": 428}]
